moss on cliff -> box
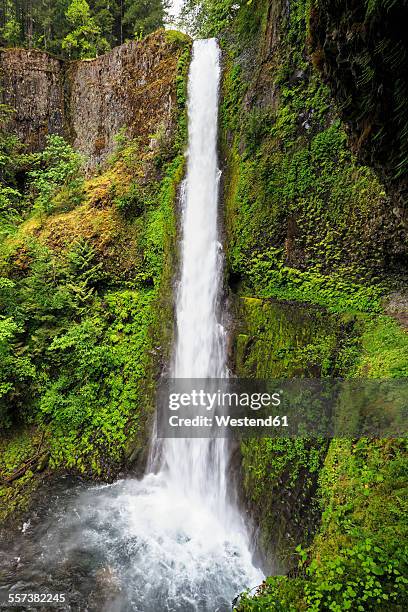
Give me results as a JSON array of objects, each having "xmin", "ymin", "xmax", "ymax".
[
  {"xmin": 309, "ymin": 0, "xmax": 408, "ymax": 210},
  {"xmin": 233, "ymin": 298, "xmax": 408, "ymax": 610},
  {"xmin": 221, "ymin": 1, "xmax": 405, "ymax": 299},
  {"xmin": 215, "ymin": 0, "xmax": 407, "ymax": 609}
]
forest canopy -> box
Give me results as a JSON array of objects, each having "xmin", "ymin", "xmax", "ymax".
[{"xmin": 0, "ymin": 0, "xmax": 170, "ymax": 58}]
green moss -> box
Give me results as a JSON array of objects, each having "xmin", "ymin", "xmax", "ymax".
[
  {"xmin": 164, "ymin": 29, "xmax": 191, "ymax": 47},
  {"xmin": 0, "ymin": 428, "xmax": 47, "ymax": 522},
  {"xmin": 356, "ymin": 316, "xmax": 408, "ymax": 378},
  {"xmin": 221, "ymin": 2, "xmax": 400, "ymax": 318},
  {"xmin": 233, "ymin": 297, "xmax": 359, "ymax": 378},
  {"xmin": 238, "ymin": 441, "xmax": 408, "ymax": 610}
]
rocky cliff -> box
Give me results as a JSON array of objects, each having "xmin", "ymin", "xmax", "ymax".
[
  {"xmin": 0, "ymin": 48, "xmax": 64, "ymax": 151},
  {"xmin": 217, "ymin": 1, "xmax": 407, "ymax": 608},
  {"xmin": 310, "ymin": 0, "xmax": 408, "ymax": 211},
  {"xmin": 0, "ymin": 31, "xmax": 184, "ymax": 168}
]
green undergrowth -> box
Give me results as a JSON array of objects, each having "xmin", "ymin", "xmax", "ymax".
[
  {"xmin": 0, "ymin": 428, "xmax": 49, "ymax": 522},
  {"xmin": 220, "ymin": 0, "xmax": 401, "ymax": 316},
  {"xmin": 238, "ymin": 437, "xmax": 408, "ymax": 611},
  {"xmin": 356, "ymin": 316, "xmax": 408, "ymax": 378},
  {"xmin": 235, "ymin": 299, "xmax": 408, "ymax": 610},
  {"xmin": 0, "ymin": 149, "xmax": 182, "ymax": 482},
  {"xmin": 246, "ymin": 250, "xmax": 386, "ymax": 314},
  {"xmin": 234, "ymin": 296, "xmax": 362, "ymax": 571}
]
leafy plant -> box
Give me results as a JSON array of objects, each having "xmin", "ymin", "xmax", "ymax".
[{"xmin": 28, "ymin": 135, "xmax": 84, "ymax": 215}]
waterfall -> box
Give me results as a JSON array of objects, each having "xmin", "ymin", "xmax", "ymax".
[
  {"xmin": 112, "ymin": 38, "xmax": 262, "ymax": 610},
  {"xmin": 158, "ymin": 38, "xmax": 229, "ymax": 516},
  {"xmin": 0, "ymin": 40, "xmax": 263, "ymax": 612},
  {"xmin": 128, "ymin": 38, "xmax": 262, "ymax": 609}
]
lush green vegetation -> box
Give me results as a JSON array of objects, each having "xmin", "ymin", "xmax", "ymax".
[
  {"xmin": 234, "ymin": 297, "xmax": 408, "ymax": 610},
  {"xmin": 0, "ymin": 0, "xmax": 169, "ymax": 58},
  {"xmin": 219, "ymin": 5, "xmax": 402, "ymax": 310},
  {"xmin": 0, "ymin": 1, "xmax": 407, "ymax": 610}
]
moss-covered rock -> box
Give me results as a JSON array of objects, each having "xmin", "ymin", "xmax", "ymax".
[
  {"xmin": 215, "ymin": 1, "xmax": 408, "ymax": 609},
  {"xmin": 0, "ymin": 30, "xmax": 191, "ymax": 170},
  {"xmin": 310, "ymin": 0, "xmax": 408, "ymax": 212}
]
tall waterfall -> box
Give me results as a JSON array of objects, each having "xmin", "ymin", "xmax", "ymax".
[
  {"xmin": 129, "ymin": 38, "xmax": 262, "ymax": 609},
  {"xmin": 0, "ymin": 40, "xmax": 263, "ymax": 612},
  {"xmin": 173, "ymin": 39, "xmax": 224, "ymax": 382},
  {"xmin": 159, "ymin": 38, "xmax": 229, "ymax": 516}
]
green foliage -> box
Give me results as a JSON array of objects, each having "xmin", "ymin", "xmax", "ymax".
[
  {"xmin": 242, "ymin": 437, "xmax": 323, "ymax": 495},
  {"xmin": 0, "ymin": 36, "xmax": 189, "ymax": 484},
  {"xmin": 218, "ymin": 2, "xmax": 408, "ymax": 610},
  {"xmin": 179, "ymin": 0, "xmax": 262, "ymax": 39},
  {"xmin": 40, "ymin": 289, "xmax": 155, "ymax": 470},
  {"xmin": 179, "ymin": 0, "xmax": 242, "ymax": 36},
  {"xmin": 237, "ymin": 431, "xmax": 408, "ymax": 612},
  {"xmin": 0, "ymin": 100, "xmax": 26, "ymax": 238},
  {"xmin": 62, "ymin": 0, "xmax": 109, "ymax": 58},
  {"xmin": 0, "ymin": 428, "xmax": 46, "ymax": 522},
  {"xmin": 355, "ymin": 316, "xmax": 408, "ymax": 378},
  {"xmin": 114, "ymin": 181, "xmax": 147, "ymax": 217},
  {"xmin": 300, "ymin": 438, "xmax": 408, "ymax": 611},
  {"xmin": 0, "ymin": 137, "xmax": 182, "ymax": 466},
  {"xmin": 0, "ymin": 102, "xmax": 20, "ymax": 181},
  {"xmin": 221, "ymin": 0, "xmax": 396, "ymax": 315},
  {"xmin": 0, "ymin": 314, "xmax": 35, "ymax": 430},
  {"xmin": 123, "ymin": 0, "xmax": 168, "ymax": 39},
  {"xmin": 236, "ymin": 576, "xmax": 304, "ymax": 611},
  {"xmin": 247, "ymin": 249, "xmax": 385, "ymax": 313},
  {"xmin": 304, "ymin": 539, "xmax": 408, "ymax": 611},
  {"xmin": 0, "ymin": 0, "xmax": 168, "ymax": 58},
  {"xmin": 28, "ymin": 135, "xmax": 84, "ymax": 215}
]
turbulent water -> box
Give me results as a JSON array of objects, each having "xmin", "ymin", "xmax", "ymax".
[{"xmin": 0, "ymin": 40, "xmax": 262, "ymax": 611}]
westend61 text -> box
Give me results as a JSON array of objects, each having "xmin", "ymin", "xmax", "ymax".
[{"xmin": 168, "ymin": 415, "xmax": 289, "ymax": 428}]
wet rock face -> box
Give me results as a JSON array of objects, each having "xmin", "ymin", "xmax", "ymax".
[
  {"xmin": 0, "ymin": 32, "xmax": 184, "ymax": 169},
  {"xmin": 66, "ymin": 35, "xmax": 180, "ymax": 168},
  {"xmin": 0, "ymin": 49, "xmax": 65, "ymax": 150},
  {"xmin": 309, "ymin": 0, "xmax": 408, "ymax": 209}
]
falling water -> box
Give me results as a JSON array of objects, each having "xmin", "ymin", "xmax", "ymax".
[
  {"xmin": 158, "ymin": 38, "xmax": 229, "ymax": 515},
  {"xmin": 0, "ymin": 40, "xmax": 262, "ymax": 612}
]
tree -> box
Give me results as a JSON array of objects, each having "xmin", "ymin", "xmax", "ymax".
[
  {"xmin": 0, "ymin": 0, "xmax": 21, "ymax": 46},
  {"xmin": 62, "ymin": 0, "xmax": 109, "ymax": 58},
  {"xmin": 89, "ymin": 0, "xmax": 121, "ymax": 48},
  {"xmin": 178, "ymin": 0, "xmax": 244, "ymax": 37},
  {"xmin": 0, "ymin": 0, "xmax": 169, "ymax": 55},
  {"xmin": 123, "ymin": 0, "xmax": 168, "ymax": 40}
]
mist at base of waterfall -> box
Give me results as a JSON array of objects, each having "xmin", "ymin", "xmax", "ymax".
[{"xmin": 0, "ymin": 476, "xmax": 262, "ymax": 611}]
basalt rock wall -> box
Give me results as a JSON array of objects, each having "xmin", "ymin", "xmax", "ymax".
[{"xmin": 0, "ymin": 31, "xmax": 184, "ymax": 169}]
